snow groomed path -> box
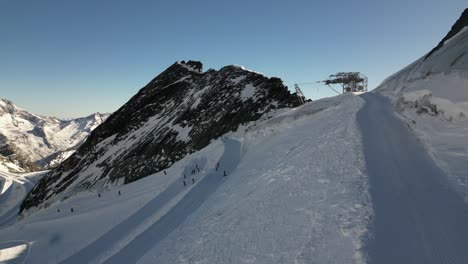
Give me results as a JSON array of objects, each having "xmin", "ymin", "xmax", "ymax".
[
  {"xmin": 63, "ymin": 138, "xmax": 242, "ymax": 264},
  {"xmin": 358, "ymin": 93, "xmax": 468, "ymax": 264}
]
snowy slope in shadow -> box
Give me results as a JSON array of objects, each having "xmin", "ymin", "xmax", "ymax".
[{"xmin": 0, "ymin": 94, "xmax": 369, "ymax": 264}]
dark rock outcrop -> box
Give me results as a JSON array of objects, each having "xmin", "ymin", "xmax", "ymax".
[
  {"xmin": 425, "ymin": 8, "xmax": 468, "ymax": 60},
  {"xmin": 20, "ymin": 61, "xmax": 302, "ymax": 214}
]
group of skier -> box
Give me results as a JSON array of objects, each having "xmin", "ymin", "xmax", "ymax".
[
  {"xmin": 58, "ymin": 189, "xmax": 123, "ymax": 214},
  {"xmin": 59, "ymin": 161, "xmax": 229, "ymax": 214},
  {"xmin": 182, "ymin": 161, "xmax": 227, "ymax": 187}
]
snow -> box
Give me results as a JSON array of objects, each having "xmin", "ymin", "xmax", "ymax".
[
  {"xmin": 177, "ymin": 61, "xmax": 203, "ymax": 74},
  {"xmin": 189, "ymin": 85, "xmax": 211, "ymax": 110},
  {"xmin": 0, "ymin": 94, "xmax": 370, "ymax": 263},
  {"xmin": 172, "ymin": 124, "xmax": 192, "ymax": 142},
  {"xmin": 231, "ymin": 65, "xmax": 265, "ymax": 76},
  {"xmin": 0, "ymin": 241, "xmax": 29, "ymax": 263},
  {"xmin": 46, "ymin": 150, "xmax": 76, "ymax": 169},
  {"xmin": 376, "ymin": 23, "xmax": 468, "ymax": 202},
  {"xmin": 0, "ymin": 99, "xmax": 109, "ymax": 168},
  {"xmin": 0, "ymin": 159, "xmax": 25, "ymax": 174},
  {"xmin": 0, "ymin": 170, "xmax": 45, "ymax": 230},
  {"xmin": 442, "ymin": 26, "xmax": 468, "ymax": 46},
  {"xmin": 240, "ymin": 83, "xmax": 257, "ymax": 102},
  {"xmin": 358, "ymin": 93, "xmax": 468, "ymax": 263},
  {"xmin": 229, "ymin": 75, "xmax": 246, "ymax": 84}
]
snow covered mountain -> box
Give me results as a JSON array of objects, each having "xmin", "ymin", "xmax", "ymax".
[
  {"xmin": 0, "ymin": 99, "xmax": 109, "ymax": 172},
  {"xmin": 376, "ymin": 8, "xmax": 468, "ymax": 198},
  {"xmin": 2, "ymin": 9, "xmax": 468, "ymax": 264},
  {"xmin": 20, "ymin": 61, "xmax": 302, "ymax": 215}
]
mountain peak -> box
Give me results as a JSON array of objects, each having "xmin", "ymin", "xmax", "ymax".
[
  {"xmin": 425, "ymin": 8, "xmax": 468, "ymax": 60},
  {"xmin": 176, "ymin": 60, "xmax": 203, "ymax": 73},
  {"xmin": 0, "ymin": 98, "xmax": 20, "ymax": 115},
  {"xmin": 20, "ymin": 61, "xmax": 302, "ymax": 215}
]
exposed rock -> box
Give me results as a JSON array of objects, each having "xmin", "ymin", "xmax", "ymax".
[{"xmin": 20, "ymin": 60, "xmax": 302, "ymax": 214}]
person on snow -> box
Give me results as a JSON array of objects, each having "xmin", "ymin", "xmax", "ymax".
[
  {"xmin": 183, "ymin": 180, "xmax": 186, "ymax": 186},
  {"xmin": 192, "ymin": 178, "xmax": 195, "ymax": 184}
]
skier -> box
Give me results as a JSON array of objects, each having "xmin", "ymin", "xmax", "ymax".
[
  {"xmin": 197, "ymin": 168, "xmax": 200, "ymax": 173},
  {"xmin": 164, "ymin": 170, "xmax": 167, "ymax": 175},
  {"xmin": 57, "ymin": 209, "xmax": 60, "ymax": 213},
  {"xmin": 98, "ymin": 193, "xmax": 101, "ymax": 198},
  {"xmin": 192, "ymin": 178, "xmax": 195, "ymax": 184},
  {"xmin": 71, "ymin": 208, "xmax": 74, "ymax": 213},
  {"xmin": 224, "ymin": 170, "xmax": 227, "ymax": 177},
  {"xmin": 183, "ymin": 180, "xmax": 186, "ymax": 186},
  {"xmin": 118, "ymin": 190, "xmax": 121, "ymax": 196}
]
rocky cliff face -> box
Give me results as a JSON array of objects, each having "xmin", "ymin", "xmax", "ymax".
[
  {"xmin": 20, "ymin": 61, "xmax": 302, "ymax": 214},
  {"xmin": 425, "ymin": 8, "xmax": 468, "ymax": 60},
  {"xmin": 0, "ymin": 99, "xmax": 109, "ymax": 172}
]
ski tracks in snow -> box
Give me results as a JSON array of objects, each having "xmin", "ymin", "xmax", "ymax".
[
  {"xmin": 358, "ymin": 93, "xmax": 468, "ymax": 264},
  {"xmin": 62, "ymin": 138, "xmax": 242, "ymax": 264}
]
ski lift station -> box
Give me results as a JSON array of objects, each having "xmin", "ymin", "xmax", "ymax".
[
  {"xmin": 323, "ymin": 72, "xmax": 368, "ymax": 94},
  {"xmin": 295, "ymin": 72, "xmax": 368, "ymax": 102}
]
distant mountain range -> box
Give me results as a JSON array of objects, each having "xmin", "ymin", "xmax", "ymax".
[{"xmin": 0, "ymin": 99, "xmax": 109, "ymax": 172}]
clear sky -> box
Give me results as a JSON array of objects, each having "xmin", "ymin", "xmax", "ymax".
[{"xmin": 1, "ymin": 0, "xmax": 465, "ymax": 117}]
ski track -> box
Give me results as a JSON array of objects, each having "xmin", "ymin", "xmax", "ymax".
[
  {"xmin": 358, "ymin": 93, "xmax": 468, "ymax": 264},
  {"xmin": 62, "ymin": 138, "xmax": 241, "ymax": 264}
]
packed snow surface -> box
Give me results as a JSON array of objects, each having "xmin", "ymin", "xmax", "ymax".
[
  {"xmin": 376, "ymin": 22, "xmax": 468, "ymax": 201},
  {"xmin": 0, "ymin": 94, "xmax": 370, "ymax": 264},
  {"xmin": 358, "ymin": 93, "xmax": 468, "ymax": 263}
]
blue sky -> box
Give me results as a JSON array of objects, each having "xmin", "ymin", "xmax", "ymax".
[{"xmin": 1, "ymin": 0, "xmax": 465, "ymax": 117}]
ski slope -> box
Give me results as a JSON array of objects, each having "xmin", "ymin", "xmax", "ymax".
[
  {"xmin": 63, "ymin": 138, "xmax": 241, "ymax": 264},
  {"xmin": 0, "ymin": 170, "xmax": 45, "ymax": 263},
  {"xmin": 0, "ymin": 171, "xmax": 44, "ymax": 229},
  {"xmin": 0, "ymin": 94, "xmax": 370, "ymax": 264},
  {"xmin": 376, "ymin": 20, "xmax": 468, "ymax": 202},
  {"xmin": 358, "ymin": 93, "xmax": 468, "ymax": 263}
]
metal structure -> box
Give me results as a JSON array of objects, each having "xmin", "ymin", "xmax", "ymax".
[
  {"xmin": 294, "ymin": 84, "xmax": 307, "ymax": 105},
  {"xmin": 294, "ymin": 72, "xmax": 367, "ymax": 100},
  {"xmin": 323, "ymin": 72, "xmax": 368, "ymax": 94}
]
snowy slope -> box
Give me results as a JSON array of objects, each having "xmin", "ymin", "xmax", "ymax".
[
  {"xmin": 0, "ymin": 99, "xmax": 109, "ymax": 171},
  {"xmin": 0, "ymin": 155, "xmax": 25, "ymax": 173},
  {"xmin": 376, "ymin": 9, "xmax": 468, "ymax": 200},
  {"xmin": 0, "ymin": 170, "xmax": 45, "ymax": 228},
  {"xmin": 0, "ymin": 94, "xmax": 370, "ymax": 264},
  {"xmin": 21, "ymin": 61, "xmax": 303, "ymax": 216}
]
